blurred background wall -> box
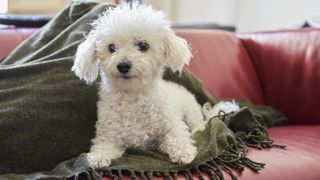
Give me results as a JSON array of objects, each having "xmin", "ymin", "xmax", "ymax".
[
  {"xmin": 152, "ymin": 0, "xmax": 320, "ymax": 32},
  {"xmin": 0, "ymin": 0, "xmax": 69, "ymax": 15},
  {"xmin": 235, "ymin": 0, "xmax": 320, "ymax": 31},
  {"xmin": 1, "ymin": 0, "xmax": 320, "ymax": 32}
]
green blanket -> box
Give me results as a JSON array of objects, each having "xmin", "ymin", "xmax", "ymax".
[{"xmin": 0, "ymin": 1, "xmax": 287, "ymax": 180}]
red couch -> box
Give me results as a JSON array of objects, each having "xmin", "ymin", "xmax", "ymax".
[{"xmin": 1, "ymin": 27, "xmax": 320, "ymax": 180}]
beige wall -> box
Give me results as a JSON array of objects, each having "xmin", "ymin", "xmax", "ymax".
[
  {"xmin": 150, "ymin": 0, "xmax": 235, "ymax": 25},
  {"xmin": 152, "ymin": 0, "xmax": 320, "ymax": 32},
  {"xmin": 148, "ymin": 0, "xmax": 175, "ymax": 21},
  {"xmin": 6, "ymin": 0, "xmax": 115, "ymax": 15},
  {"xmin": 8, "ymin": 0, "xmax": 69, "ymax": 14},
  {"xmin": 235, "ymin": 0, "xmax": 320, "ymax": 32},
  {"xmin": 4, "ymin": 0, "xmax": 320, "ymax": 32}
]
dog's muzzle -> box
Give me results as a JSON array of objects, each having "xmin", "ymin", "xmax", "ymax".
[{"xmin": 117, "ymin": 62, "xmax": 132, "ymax": 74}]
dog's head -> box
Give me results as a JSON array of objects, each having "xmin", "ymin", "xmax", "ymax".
[{"xmin": 72, "ymin": 3, "xmax": 192, "ymax": 90}]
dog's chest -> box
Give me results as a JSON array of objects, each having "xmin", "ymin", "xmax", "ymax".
[{"xmin": 106, "ymin": 93, "xmax": 166, "ymax": 146}]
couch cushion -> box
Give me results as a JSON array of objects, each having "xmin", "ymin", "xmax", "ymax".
[
  {"xmin": 237, "ymin": 125, "xmax": 320, "ymax": 180},
  {"xmin": 239, "ymin": 29, "xmax": 320, "ymax": 125},
  {"xmin": 103, "ymin": 125, "xmax": 320, "ymax": 180},
  {"xmin": 176, "ymin": 29, "xmax": 265, "ymax": 105}
]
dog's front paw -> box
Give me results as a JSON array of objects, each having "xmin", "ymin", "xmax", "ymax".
[
  {"xmin": 170, "ymin": 145, "xmax": 197, "ymax": 164},
  {"xmin": 87, "ymin": 152, "xmax": 111, "ymax": 169}
]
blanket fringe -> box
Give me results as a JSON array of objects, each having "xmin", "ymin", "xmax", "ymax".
[
  {"xmin": 117, "ymin": 169, "xmax": 124, "ymax": 180},
  {"xmin": 146, "ymin": 171, "xmax": 153, "ymax": 180},
  {"xmin": 212, "ymin": 109, "xmax": 286, "ymax": 150},
  {"xmin": 81, "ymin": 145, "xmax": 265, "ymax": 180}
]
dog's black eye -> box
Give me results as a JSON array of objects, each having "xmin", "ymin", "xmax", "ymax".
[
  {"xmin": 137, "ymin": 41, "xmax": 149, "ymax": 52},
  {"xmin": 108, "ymin": 44, "xmax": 116, "ymax": 53}
]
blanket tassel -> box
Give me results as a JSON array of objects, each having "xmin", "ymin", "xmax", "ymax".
[
  {"xmin": 195, "ymin": 166, "xmax": 205, "ymax": 180},
  {"xmin": 202, "ymin": 164, "xmax": 217, "ymax": 180},
  {"xmin": 117, "ymin": 169, "xmax": 124, "ymax": 180},
  {"xmin": 162, "ymin": 171, "xmax": 171, "ymax": 180},
  {"xmin": 140, "ymin": 170, "xmax": 147, "ymax": 180},
  {"xmin": 183, "ymin": 170, "xmax": 193, "ymax": 180},
  {"xmin": 172, "ymin": 171, "xmax": 178, "ymax": 180},
  {"xmin": 129, "ymin": 169, "xmax": 137, "ymax": 180},
  {"xmin": 146, "ymin": 171, "xmax": 153, "ymax": 180}
]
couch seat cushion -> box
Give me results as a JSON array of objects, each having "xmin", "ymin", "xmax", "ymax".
[
  {"xmin": 236, "ymin": 125, "xmax": 320, "ymax": 180},
  {"xmin": 103, "ymin": 125, "xmax": 320, "ymax": 180}
]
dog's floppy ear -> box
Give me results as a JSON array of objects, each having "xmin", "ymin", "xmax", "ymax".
[
  {"xmin": 72, "ymin": 35, "xmax": 99, "ymax": 85},
  {"xmin": 163, "ymin": 29, "xmax": 192, "ymax": 72}
]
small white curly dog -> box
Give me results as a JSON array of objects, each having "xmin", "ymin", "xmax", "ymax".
[{"xmin": 72, "ymin": 3, "xmax": 222, "ymax": 168}]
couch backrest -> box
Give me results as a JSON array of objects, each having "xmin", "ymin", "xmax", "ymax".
[
  {"xmin": 3, "ymin": 28, "xmax": 319, "ymax": 125},
  {"xmin": 1, "ymin": 28, "xmax": 265, "ymax": 105},
  {"xmin": 238, "ymin": 28, "xmax": 320, "ymax": 125},
  {"xmin": 176, "ymin": 29, "xmax": 265, "ymax": 105},
  {"xmin": 0, "ymin": 28, "xmax": 37, "ymax": 60}
]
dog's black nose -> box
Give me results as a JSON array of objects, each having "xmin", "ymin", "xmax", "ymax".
[{"xmin": 117, "ymin": 62, "xmax": 132, "ymax": 74}]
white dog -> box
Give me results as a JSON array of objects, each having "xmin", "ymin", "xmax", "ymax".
[{"xmin": 72, "ymin": 3, "xmax": 207, "ymax": 168}]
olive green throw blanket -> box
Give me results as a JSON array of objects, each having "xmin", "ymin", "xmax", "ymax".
[{"xmin": 0, "ymin": 2, "xmax": 287, "ymax": 180}]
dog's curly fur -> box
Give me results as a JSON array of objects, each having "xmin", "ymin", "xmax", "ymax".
[{"xmin": 72, "ymin": 3, "xmax": 207, "ymax": 168}]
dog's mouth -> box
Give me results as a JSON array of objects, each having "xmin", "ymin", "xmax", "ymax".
[{"xmin": 120, "ymin": 74, "xmax": 136, "ymax": 79}]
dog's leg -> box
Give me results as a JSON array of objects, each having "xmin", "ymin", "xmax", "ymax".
[
  {"xmin": 87, "ymin": 141, "xmax": 124, "ymax": 168},
  {"xmin": 183, "ymin": 100, "xmax": 206, "ymax": 136},
  {"xmin": 159, "ymin": 123, "xmax": 197, "ymax": 164}
]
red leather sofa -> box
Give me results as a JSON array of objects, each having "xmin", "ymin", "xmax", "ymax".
[{"xmin": 1, "ymin": 27, "xmax": 320, "ymax": 180}]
